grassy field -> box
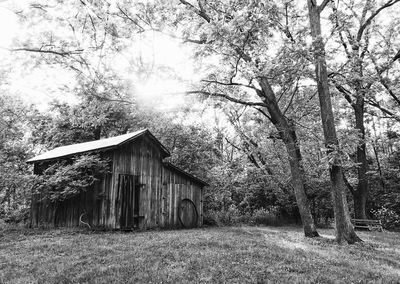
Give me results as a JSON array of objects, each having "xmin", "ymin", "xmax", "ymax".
[{"xmin": 1, "ymin": 226, "xmax": 400, "ymax": 283}]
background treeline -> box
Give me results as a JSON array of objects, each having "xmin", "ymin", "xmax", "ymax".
[{"xmin": 1, "ymin": 91, "xmax": 400, "ymax": 230}]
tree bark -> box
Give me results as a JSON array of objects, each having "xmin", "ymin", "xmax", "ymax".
[
  {"xmin": 372, "ymin": 141, "xmax": 385, "ymax": 192},
  {"xmin": 259, "ymin": 78, "xmax": 319, "ymax": 237},
  {"xmin": 306, "ymin": 0, "xmax": 361, "ymax": 243},
  {"xmin": 353, "ymin": 101, "xmax": 368, "ymax": 219},
  {"xmin": 281, "ymin": 120, "xmax": 319, "ymax": 237}
]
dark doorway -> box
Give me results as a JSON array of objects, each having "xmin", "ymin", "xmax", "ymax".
[{"xmin": 118, "ymin": 174, "xmax": 140, "ymax": 229}]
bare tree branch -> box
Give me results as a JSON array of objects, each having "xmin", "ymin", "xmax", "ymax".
[
  {"xmin": 379, "ymin": 78, "xmax": 400, "ymax": 106},
  {"xmin": 375, "ymin": 49, "xmax": 400, "ymax": 75},
  {"xmin": 359, "ymin": 0, "xmax": 372, "ymax": 26},
  {"xmin": 334, "ymin": 84, "xmax": 354, "ymax": 106},
  {"xmin": 9, "ymin": 47, "xmax": 83, "ymax": 57},
  {"xmin": 116, "ymin": 5, "xmax": 145, "ymax": 32},
  {"xmin": 201, "ymin": 79, "xmax": 257, "ymax": 90},
  {"xmin": 319, "ymin": 0, "xmax": 333, "ymax": 12},
  {"xmin": 370, "ymin": 49, "xmax": 400, "ymax": 106},
  {"xmin": 283, "ymin": 81, "xmax": 299, "ymax": 115},
  {"xmin": 185, "ymin": 90, "xmax": 266, "ymax": 107},
  {"xmin": 366, "ymin": 99, "xmax": 400, "ymax": 122},
  {"xmin": 331, "ymin": 3, "xmax": 352, "ymax": 58},
  {"xmin": 357, "ymin": 0, "xmax": 400, "ymax": 42},
  {"xmin": 179, "ymin": 0, "xmax": 211, "ymax": 22},
  {"xmin": 254, "ymin": 107, "xmax": 272, "ymax": 121}
]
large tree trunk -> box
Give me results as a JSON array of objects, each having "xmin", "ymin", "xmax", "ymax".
[
  {"xmin": 306, "ymin": 0, "xmax": 361, "ymax": 243},
  {"xmin": 353, "ymin": 101, "xmax": 368, "ymax": 219},
  {"xmin": 259, "ymin": 78, "xmax": 319, "ymax": 238},
  {"xmin": 281, "ymin": 121, "xmax": 319, "ymax": 237}
]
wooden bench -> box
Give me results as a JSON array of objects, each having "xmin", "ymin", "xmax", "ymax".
[{"xmin": 351, "ymin": 219, "xmax": 383, "ymax": 232}]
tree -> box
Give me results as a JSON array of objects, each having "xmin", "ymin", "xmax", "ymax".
[
  {"xmin": 30, "ymin": 79, "xmax": 138, "ymax": 149},
  {"xmin": 0, "ymin": 94, "xmax": 34, "ymax": 222},
  {"xmin": 306, "ymin": 0, "xmax": 361, "ymax": 243},
  {"xmin": 144, "ymin": 0, "xmax": 319, "ymax": 237},
  {"xmin": 328, "ymin": 0, "xmax": 400, "ymax": 219}
]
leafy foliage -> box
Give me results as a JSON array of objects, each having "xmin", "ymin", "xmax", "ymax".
[
  {"xmin": 0, "ymin": 95, "xmax": 34, "ymax": 223},
  {"xmin": 371, "ymin": 207, "xmax": 400, "ymax": 230},
  {"xmin": 30, "ymin": 98, "xmax": 136, "ymax": 149},
  {"xmin": 34, "ymin": 154, "xmax": 110, "ymax": 203}
]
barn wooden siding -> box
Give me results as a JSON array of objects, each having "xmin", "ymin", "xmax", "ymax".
[
  {"xmin": 161, "ymin": 165, "xmax": 203, "ymax": 228},
  {"xmin": 30, "ymin": 135, "xmax": 204, "ymax": 229},
  {"xmin": 30, "ymin": 173, "xmax": 112, "ymax": 227}
]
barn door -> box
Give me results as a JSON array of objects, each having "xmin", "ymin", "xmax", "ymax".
[
  {"xmin": 118, "ymin": 174, "xmax": 140, "ymax": 229},
  {"xmin": 178, "ymin": 198, "xmax": 198, "ymax": 228}
]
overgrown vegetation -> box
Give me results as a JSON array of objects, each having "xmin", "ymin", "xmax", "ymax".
[{"xmin": 34, "ymin": 154, "xmax": 110, "ymax": 202}]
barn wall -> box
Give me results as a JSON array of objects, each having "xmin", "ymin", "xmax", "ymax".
[
  {"xmin": 111, "ymin": 136, "xmax": 163, "ymax": 229},
  {"xmin": 161, "ymin": 166, "xmax": 203, "ymax": 228},
  {"xmin": 30, "ymin": 153, "xmax": 113, "ymax": 228}
]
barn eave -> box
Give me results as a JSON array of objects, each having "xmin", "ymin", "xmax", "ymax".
[{"xmin": 163, "ymin": 162, "xmax": 209, "ymax": 187}]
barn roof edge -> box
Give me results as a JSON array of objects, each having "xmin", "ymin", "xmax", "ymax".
[
  {"xmin": 163, "ymin": 162, "xmax": 209, "ymax": 187},
  {"xmin": 26, "ymin": 129, "xmax": 170, "ymax": 163}
]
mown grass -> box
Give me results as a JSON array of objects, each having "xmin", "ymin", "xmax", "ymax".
[{"xmin": 1, "ymin": 226, "xmax": 400, "ymax": 283}]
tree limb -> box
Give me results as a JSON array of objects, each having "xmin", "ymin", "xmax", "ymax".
[
  {"xmin": 366, "ymin": 99, "xmax": 400, "ymax": 122},
  {"xmin": 254, "ymin": 107, "xmax": 272, "ymax": 121},
  {"xmin": 283, "ymin": 81, "xmax": 299, "ymax": 115},
  {"xmin": 116, "ymin": 5, "xmax": 145, "ymax": 32},
  {"xmin": 334, "ymin": 84, "xmax": 354, "ymax": 106},
  {"xmin": 379, "ymin": 77, "xmax": 400, "ymax": 107},
  {"xmin": 201, "ymin": 79, "xmax": 257, "ymax": 90},
  {"xmin": 179, "ymin": 0, "xmax": 211, "ymax": 22},
  {"xmin": 319, "ymin": 0, "xmax": 333, "ymax": 12},
  {"xmin": 9, "ymin": 47, "xmax": 83, "ymax": 57},
  {"xmin": 357, "ymin": 0, "xmax": 400, "ymax": 42},
  {"xmin": 185, "ymin": 90, "xmax": 266, "ymax": 107}
]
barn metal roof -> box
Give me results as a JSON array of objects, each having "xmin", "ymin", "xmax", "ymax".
[{"xmin": 27, "ymin": 129, "xmax": 170, "ymax": 163}]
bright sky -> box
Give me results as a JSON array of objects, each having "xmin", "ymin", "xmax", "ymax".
[
  {"xmin": 0, "ymin": 4, "xmax": 200, "ymax": 113},
  {"xmin": 0, "ymin": 5, "xmax": 16, "ymax": 47},
  {"xmin": 0, "ymin": 5, "xmax": 77, "ymax": 108}
]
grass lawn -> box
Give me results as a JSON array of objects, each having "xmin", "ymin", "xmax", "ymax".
[{"xmin": 1, "ymin": 226, "xmax": 400, "ymax": 283}]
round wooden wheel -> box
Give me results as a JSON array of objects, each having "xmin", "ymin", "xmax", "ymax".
[{"xmin": 178, "ymin": 198, "xmax": 199, "ymax": 228}]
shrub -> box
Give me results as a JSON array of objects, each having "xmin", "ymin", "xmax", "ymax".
[
  {"xmin": 35, "ymin": 154, "xmax": 110, "ymax": 202},
  {"xmin": 250, "ymin": 207, "xmax": 280, "ymax": 226},
  {"xmin": 3, "ymin": 207, "xmax": 30, "ymax": 224},
  {"xmin": 371, "ymin": 207, "xmax": 400, "ymax": 230},
  {"xmin": 204, "ymin": 205, "xmax": 242, "ymax": 226},
  {"xmin": 203, "ymin": 206, "xmax": 282, "ymax": 227}
]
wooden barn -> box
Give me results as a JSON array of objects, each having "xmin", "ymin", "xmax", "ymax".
[{"xmin": 27, "ymin": 129, "xmax": 207, "ymax": 230}]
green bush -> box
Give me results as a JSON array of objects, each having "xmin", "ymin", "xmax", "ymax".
[
  {"xmin": 251, "ymin": 208, "xmax": 280, "ymax": 226},
  {"xmin": 371, "ymin": 207, "xmax": 400, "ymax": 230},
  {"xmin": 204, "ymin": 205, "xmax": 241, "ymax": 226},
  {"xmin": 3, "ymin": 207, "xmax": 30, "ymax": 224},
  {"xmin": 35, "ymin": 154, "xmax": 110, "ymax": 202},
  {"xmin": 204, "ymin": 206, "xmax": 282, "ymax": 227}
]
